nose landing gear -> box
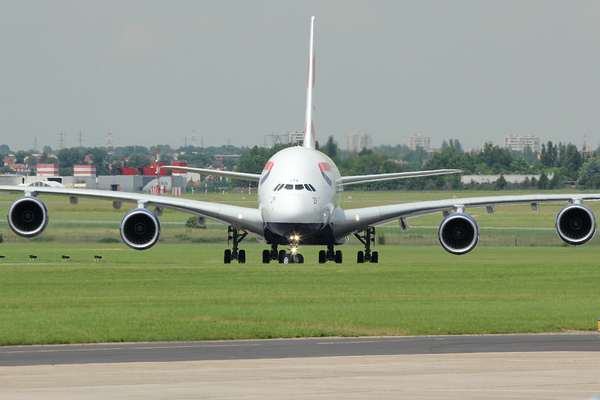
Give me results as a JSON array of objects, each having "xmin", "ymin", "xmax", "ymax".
[{"xmin": 279, "ymin": 235, "xmax": 304, "ymax": 264}]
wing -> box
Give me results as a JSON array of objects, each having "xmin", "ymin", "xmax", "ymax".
[
  {"xmin": 0, "ymin": 185, "xmax": 264, "ymax": 237},
  {"xmin": 160, "ymin": 166, "xmax": 261, "ymax": 182},
  {"xmin": 332, "ymin": 193, "xmax": 600, "ymax": 253},
  {"xmin": 340, "ymin": 169, "xmax": 461, "ymax": 185}
]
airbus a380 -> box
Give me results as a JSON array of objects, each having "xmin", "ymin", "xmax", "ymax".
[{"xmin": 2, "ymin": 17, "xmax": 600, "ymax": 264}]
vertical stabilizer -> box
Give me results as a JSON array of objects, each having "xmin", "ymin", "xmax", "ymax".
[{"xmin": 303, "ymin": 16, "xmax": 316, "ymax": 150}]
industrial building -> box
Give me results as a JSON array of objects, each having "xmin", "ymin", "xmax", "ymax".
[{"xmin": 0, "ymin": 162, "xmax": 187, "ymax": 194}]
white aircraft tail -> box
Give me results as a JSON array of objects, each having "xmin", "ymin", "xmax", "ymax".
[{"xmin": 303, "ymin": 16, "xmax": 316, "ymax": 150}]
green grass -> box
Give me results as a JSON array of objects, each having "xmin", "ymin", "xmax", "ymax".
[{"xmin": 0, "ymin": 243, "xmax": 598, "ymax": 345}]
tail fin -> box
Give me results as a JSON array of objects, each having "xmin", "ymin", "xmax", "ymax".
[{"xmin": 303, "ymin": 16, "xmax": 316, "ymax": 150}]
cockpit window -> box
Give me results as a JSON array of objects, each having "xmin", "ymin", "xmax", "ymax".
[{"xmin": 274, "ymin": 183, "xmax": 316, "ymax": 191}]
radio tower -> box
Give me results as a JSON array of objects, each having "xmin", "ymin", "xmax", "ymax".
[
  {"xmin": 77, "ymin": 131, "xmax": 84, "ymax": 148},
  {"xmin": 191, "ymin": 129, "xmax": 197, "ymax": 147},
  {"xmin": 106, "ymin": 132, "xmax": 113, "ymax": 149},
  {"xmin": 58, "ymin": 131, "xmax": 66, "ymax": 150}
]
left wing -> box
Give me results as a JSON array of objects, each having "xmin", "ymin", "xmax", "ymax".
[
  {"xmin": 0, "ymin": 186, "xmax": 264, "ymax": 248},
  {"xmin": 160, "ymin": 166, "xmax": 261, "ymax": 182},
  {"xmin": 332, "ymin": 193, "xmax": 600, "ymax": 254}
]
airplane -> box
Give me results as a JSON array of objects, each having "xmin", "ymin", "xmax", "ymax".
[{"xmin": 1, "ymin": 16, "xmax": 599, "ymax": 264}]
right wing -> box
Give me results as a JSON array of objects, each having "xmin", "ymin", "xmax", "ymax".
[{"xmin": 0, "ymin": 185, "xmax": 264, "ymax": 237}]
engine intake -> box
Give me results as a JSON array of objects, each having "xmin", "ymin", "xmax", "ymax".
[
  {"xmin": 120, "ymin": 208, "xmax": 161, "ymax": 250},
  {"xmin": 555, "ymin": 204, "xmax": 596, "ymax": 246},
  {"xmin": 7, "ymin": 196, "xmax": 49, "ymax": 238},
  {"xmin": 438, "ymin": 213, "xmax": 479, "ymax": 255}
]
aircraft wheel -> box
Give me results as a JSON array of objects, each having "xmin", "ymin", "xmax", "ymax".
[
  {"xmin": 357, "ymin": 251, "xmax": 364, "ymax": 263},
  {"xmin": 335, "ymin": 250, "xmax": 343, "ymax": 264},
  {"xmin": 283, "ymin": 254, "xmax": 291, "ymax": 264},
  {"xmin": 238, "ymin": 250, "xmax": 246, "ymax": 264},
  {"xmin": 371, "ymin": 251, "xmax": 378, "ymax": 263},
  {"xmin": 297, "ymin": 254, "xmax": 304, "ymax": 264},
  {"xmin": 318, "ymin": 250, "xmax": 326, "ymax": 264},
  {"xmin": 278, "ymin": 250, "xmax": 286, "ymax": 263},
  {"xmin": 224, "ymin": 249, "xmax": 232, "ymax": 264},
  {"xmin": 262, "ymin": 249, "xmax": 270, "ymax": 264}
]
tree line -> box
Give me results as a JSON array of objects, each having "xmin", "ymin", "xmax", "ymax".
[{"xmin": 2, "ymin": 138, "xmax": 600, "ymax": 191}]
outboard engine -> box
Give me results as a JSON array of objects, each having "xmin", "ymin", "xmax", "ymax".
[
  {"xmin": 555, "ymin": 204, "xmax": 596, "ymax": 246},
  {"xmin": 7, "ymin": 197, "xmax": 49, "ymax": 238},
  {"xmin": 438, "ymin": 213, "xmax": 479, "ymax": 255},
  {"xmin": 120, "ymin": 208, "xmax": 161, "ymax": 250}
]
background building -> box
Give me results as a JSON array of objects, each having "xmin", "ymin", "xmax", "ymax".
[
  {"xmin": 346, "ymin": 131, "xmax": 372, "ymax": 152},
  {"xmin": 408, "ymin": 135, "xmax": 430, "ymax": 151},
  {"xmin": 289, "ymin": 131, "xmax": 304, "ymax": 144},
  {"xmin": 504, "ymin": 135, "xmax": 540, "ymax": 152}
]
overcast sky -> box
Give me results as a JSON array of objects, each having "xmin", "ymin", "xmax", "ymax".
[{"xmin": 1, "ymin": 0, "xmax": 600, "ymax": 153}]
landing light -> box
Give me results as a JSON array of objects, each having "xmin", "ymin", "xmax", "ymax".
[
  {"xmin": 291, "ymin": 246, "xmax": 297, "ymax": 253},
  {"xmin": 355, "ymin": 214, "xmax": 360, "ymax": 221},
  {"xmin": 238, "ymin": 213, "xmax": 243, "ymax": 219}
]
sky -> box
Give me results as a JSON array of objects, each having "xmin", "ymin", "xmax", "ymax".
[{"xmin": 1, "ymin": 0, "xmax": 600, "ymax": 153}]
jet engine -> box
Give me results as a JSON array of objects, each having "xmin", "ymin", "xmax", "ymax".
[
  {"xmin": 555, "ymin": 204, "xmax": 596, "ymax": 246},
  {"xmin": 120, "ymin": 208, "xmax": 161, "ymax": 250},
  {"xmin": 7, "ymin": 196, "xmax": 49, "ymax": 238},
  {"xmin": 438, "ymin": 213, "xmax": 479, "ymax": 255}
]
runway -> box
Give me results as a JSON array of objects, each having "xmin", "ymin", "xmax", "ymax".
[
  {"xmin": 1, "ymin": 334, "xmax": 599, "ymax": 399},
  {"xmin": 1, "ymin": 333, "xmax": 599, "ymax": 366}
]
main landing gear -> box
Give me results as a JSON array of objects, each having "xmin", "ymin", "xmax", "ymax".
[
  {"xmin": 224, "ymin": 226, "xmax": 247, "ymax": 264},
  {"xmin": 354, "ymin": 227, "xmax": 378, "ymax": 263},
  {"xmin": 318, "ymin": 244, "xmax": 342, "ymax": 264}
]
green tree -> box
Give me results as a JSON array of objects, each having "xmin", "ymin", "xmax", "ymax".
[
  {"xmin": 322, "ymin": 136, "xmax": 339, "ymax": 159},
  {"xmin": 127, "ymin": 154, "xmax": 151, "ymax": 169},
  {"xmin": 538, "ymin": 172, "xmax": 549, "ymax": 189},
  {"xmin": 495, "ymin": 174, "xmax": 508, "ymax": 190},
  {"xmin": 560, "ymin": 143, "xmax": 582, "ymax": 180},
  {"xmin": 14, "ymin": 151, "xmax": 32, "ymax": 164},
  {"xmin": 57, "ymin": 147, "xmax": 81, "ymax": 168}
]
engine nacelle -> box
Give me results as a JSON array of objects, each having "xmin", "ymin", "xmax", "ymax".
[
  {"xmin": 555, "ymin": 204, "xmax": 596, "ymax": 246},
  {"xmin": 7, "ymin": 196, "xmax": 49, "ymax": 238},
  {"xmin": 120, "ymin": 208, "xmax": 161, "ymax": 250},
  {"xmin": 438, "ymin": 213, "xmax": 479, "ymax": 255}
]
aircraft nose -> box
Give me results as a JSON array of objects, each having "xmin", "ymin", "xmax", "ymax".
[{"xmin": 269, "ymin": 192, "xmax": 314, "ymax": 222}]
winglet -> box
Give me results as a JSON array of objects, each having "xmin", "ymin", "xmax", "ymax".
[{"xmin": 303, "ymin": 16, "xmax": 316, "ymax": 150}]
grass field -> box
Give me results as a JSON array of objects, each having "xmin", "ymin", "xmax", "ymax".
[
  {"xmin": 1, "ymin": 189, "xmax": 600, "ymax": 345},
  {"xmin": 0, "ymin": 242, "xmax": 599, "ymax": 345}
]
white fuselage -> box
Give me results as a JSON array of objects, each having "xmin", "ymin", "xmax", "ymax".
[{"xmin": 257, "ymin": 146, "xmax": 342, "ymax": 244}]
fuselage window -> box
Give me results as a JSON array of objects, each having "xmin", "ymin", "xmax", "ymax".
[
  {"xmin": 308, "ymin": 184, "xmax": 316, "ymax": 191},
  {"xmin": 273, "ymin": 184, "xmax": 282, "ymax": 191},
  {"xmin": 285, "ymin": 184, "xmax": 293, "ymax": 190},
  {"xmin": 295, "ymin": 184, "xmax": 304, "ymax": 190},
  {"xmin": 304, "ymin": 184, "xmax": 312, "ymax": 191}
]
